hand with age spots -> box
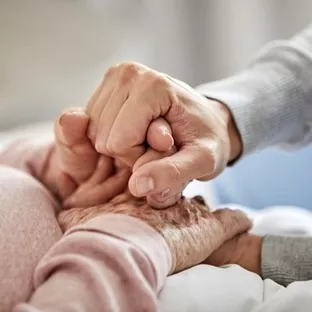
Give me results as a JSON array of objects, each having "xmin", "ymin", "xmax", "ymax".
[{"xmin": 58, "ymin": 193, "xmax": 252, "ymax": 273}]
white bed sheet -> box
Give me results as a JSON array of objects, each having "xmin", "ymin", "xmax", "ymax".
[
  {"xmin": 160, "ymin": 265, "xmax": 312, "ymax": 312},
  {"xmin": 158, "ymin": 203, "xmax": 312, "ymax": 312}
]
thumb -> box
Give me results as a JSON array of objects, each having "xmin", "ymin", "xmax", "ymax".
[
  {"xmin": 54, "ymin": 108, "xmax": 98, "ymax": 184},
  {"xmin": 55, "ymin": 108, "xmax": 89, "ymax": 146},
  {"xmin": 128, "ymin": 143, "xmax": 215, "ymax": 197}
]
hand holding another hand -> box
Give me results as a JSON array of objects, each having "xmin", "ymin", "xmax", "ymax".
[
  {"xmin": 58, "ymin": 193, "xmax": 252, "ymax": 274},
  {"xmin": 85, "ymin": 62, "xmax": 242, "ymax": 208},
  {"xmin": 49, "ymin": 108, "xmax": 131, "ymax": 207}
]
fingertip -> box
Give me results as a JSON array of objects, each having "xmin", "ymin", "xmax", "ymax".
[
  {"xmin": 130, "ymin": 174, "xmax": 155, "ymax": 197},
  {"xmin": 57, "ymin": 109, "xmax": 90, "ymax": 145},
  {"xmin": 95, "ymin": 139, "xmax": 107, "ymax": 154},
  {"xmin": 147, "ymin": 118, "xmax": 174, "ymax": 152},
  {"xmin": 128, "ymin": 173, "xmax": 146, "ymax": 197},
  {"xmin": 59, "ymin": 108, "xmax": 88, "ymax": 127},
  {"xmin": 130, "ymin": 160, "xmax": 171, "ymax": 197},
  {"xmin": 147, "ymin": 192, "xmax": 181, "ymax": 209}
]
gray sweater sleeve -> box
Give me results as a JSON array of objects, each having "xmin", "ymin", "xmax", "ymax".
[
  {"xmin": 197, "ymin": 25, "xmax": 312, "ymax": 286},
  {"xmin": 196, "ymin": 23, "xmax": 312, "ymax": 155},
  {"xmin": 262, "ymin": 236, "xmax": 312, "ymax": 286}
]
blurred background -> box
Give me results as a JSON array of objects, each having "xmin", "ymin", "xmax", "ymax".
[{"xmin": 1, "ymin": 0, "xmax": 312, "ymax": 209}]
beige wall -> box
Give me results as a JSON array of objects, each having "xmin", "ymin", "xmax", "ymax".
[
  {"xmin": 0, "ymin": 0, "xmax": 149, "ymax": 129},
  {"xmin": 1, "ymin": 0, "xmax": 311, "ymax": 130}
]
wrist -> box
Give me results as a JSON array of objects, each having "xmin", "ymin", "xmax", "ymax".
[
  {"xmin": 232, "ymin": 233, "xmax": 263, "ymax": 275},
  {"xmin": 205, "ymin": 97, "xmax": 243, "ymax": 163},
  {"xmin": 222, "ymin": 102, "xmax": 243, "ymax": 163}
]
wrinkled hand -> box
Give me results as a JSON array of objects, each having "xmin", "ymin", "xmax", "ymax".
[
  {"xmin": 58, "ymin": 193, "xmax": 252, "ymax": 273},
  {"xmin": 50, "ymin": 108, "xmax": 130, "ymax": 207},
  {"xmin": 85, "ymin": 62, "xmax": 242, "ymax": 208}
]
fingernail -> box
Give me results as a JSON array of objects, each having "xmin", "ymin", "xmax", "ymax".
[{"xmin": 136, "ymin": 176, "xmax": 154, "ymax": 196}]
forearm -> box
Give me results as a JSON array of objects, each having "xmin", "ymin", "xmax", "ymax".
[
  {"xmin": 197, "ymin": 24, "xmax": 312, "ymax": 157},
  {"xmin": 14, "ymin": 214, "xmax": 171, "ymax": 312}
]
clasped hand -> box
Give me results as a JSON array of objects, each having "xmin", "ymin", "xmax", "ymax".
[{"xmin": 43, "ymin": 62, "xmax": 250, "ymax": 274}]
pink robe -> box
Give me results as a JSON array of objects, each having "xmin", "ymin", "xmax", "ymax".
[{"xmin": 0, "ymin": 138, "xmax": 171, "ymax": 312}]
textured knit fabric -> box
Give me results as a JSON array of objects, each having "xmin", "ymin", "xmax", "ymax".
[
  {"xmin": 0, "ymin": 140, "xmax": 171, "ymax": 311},
  {"xmin": 15, "ymin": 214, "xmax": 171, "ymax": 312},
  {"xmin": 0, "ymin": 166, "xmax": 62, "ymax": 311},
  {"xmin": 261, "ymin": 235, "xmax": 312, "ymax": 286},
  {"xmin": 197, "ymin": 24, "xmax": 312, "ymax": 155}
]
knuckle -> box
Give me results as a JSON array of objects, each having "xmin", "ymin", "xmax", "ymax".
[
  {"xmin": 147, "ymin": 73, "xmax": 170, "ymax": 90},
  {"xmin": 104, "ymin": 64, "xmax": 121, "ymax": 79},
  {"xmin": 166, "ymin": 161, "xmax": 183, "ymax": 183},
  {"xmin": 106, "ymin": 138, "xmax": 127, "ymax": 156},
  {"xmin": 119, "ymin": 62, "xmax": 141, "ymax": 85}
]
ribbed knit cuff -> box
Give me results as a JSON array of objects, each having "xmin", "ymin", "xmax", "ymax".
[{"xmin": 261, "ymin": 235, "xmax": 312, "ymax": 286}]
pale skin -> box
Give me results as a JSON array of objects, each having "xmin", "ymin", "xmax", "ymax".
[
  {"xmin": 30, "ymin": 54, "xmax": 261, "ymax": 276},
  {"xmin": 31, "ymin": 105, "xmax": 258, "ymax": 275},
  {"xmin": 83, "ymin": 62, "xmax": 242, "ymax": 208}
]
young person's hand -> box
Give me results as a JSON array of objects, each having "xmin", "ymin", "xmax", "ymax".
[{"xmin": 85, "ymin": 62, "xmax": 242, "ymax": 208}]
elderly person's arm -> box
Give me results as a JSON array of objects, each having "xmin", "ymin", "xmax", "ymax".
[
  {"xmin": 14, "ymin": 214, "xmax": 170, "ymax": 312},
  {"xmin": 14, "ymin": 194, "xmax": 251, "ymax": 311},
  {"xmin": 0, "ymin": 109, "xmax": 130, "ymax": 205}
]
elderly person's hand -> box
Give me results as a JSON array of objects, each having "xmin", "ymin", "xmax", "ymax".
[
  {"xmin": 44, "ymin": 108, "xmax": 131, "ymax": 207},
  {"xmin": 58, "ymin": 193, "xmax": 251, "ymax": 273},
  {"xmin": 205, "ymin": 233, "xmax": 263, "ymax": 276},
  {"xmin": 85, "ymin": 62, "xmax": 242, "ymax": 208}
]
